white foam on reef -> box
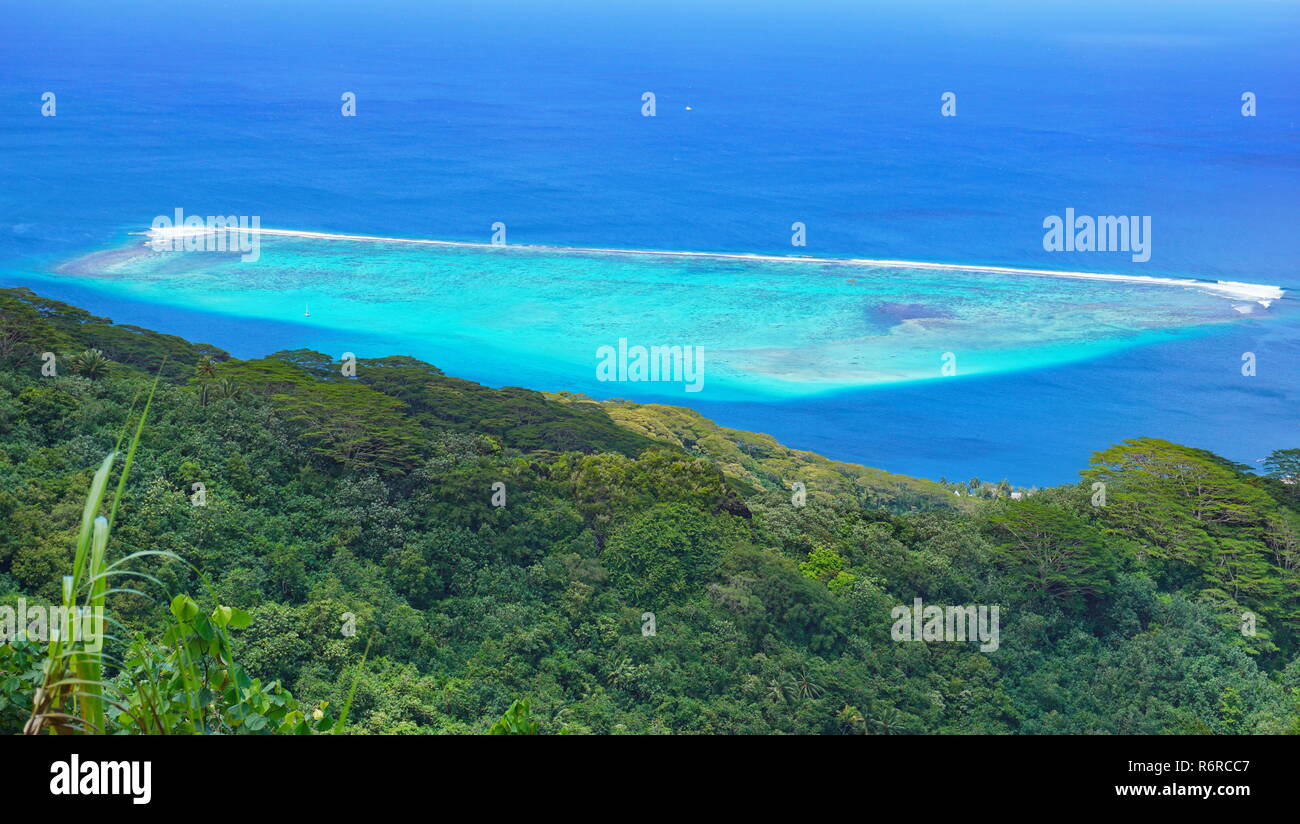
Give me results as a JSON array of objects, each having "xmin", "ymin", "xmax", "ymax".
[{"xmin": 136, "ymin": 226, "xmax": 1287, "ymax": 305}]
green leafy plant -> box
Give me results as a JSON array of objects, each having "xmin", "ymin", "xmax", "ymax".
[
  {"xmin": 24, "ymin": 375, "xmax": 162, "ymax": 734},
  {"xmin": 67, "ymin": 348, "xmax": 112, "ymax": 379},
  {"xmin": 110, "ymin": 594, "xmax": 333, "ymax": 734},
  {"xmin": 488, "ymin": 698, "xmax": 538, "ymax": 735},
  {"xmin": 21, "ymin": 368, "xmax": 361, "ymax": 735}
]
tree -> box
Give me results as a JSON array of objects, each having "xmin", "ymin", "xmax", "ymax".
[
  {"xmin": 603, "ymin": 503, "xmax": 740, "ymax": 608},
  {"xmin": 1263, "ymin": 449, "xmax": 1300, "ymax": 483},
  {"xmin": 1082, "ymin": 438, "xmax": 1285, "ymax": 615},
  {"xmin": 273, "ymin": 382, "xmax": 423, "ymax": 473},
  {"xmin": 799, "ymin": 545, "xmax": 856, "ymax": 593},
  {"xmin": 1263, "ymin": 449, "xmax": 1300, "ymax": 507},
  {"xmin": 195, "ymin": 356, "xmax": 217, "ymax": 406},
  {"xmin": 67, "ymin": 348, "xmax": 111, "ymax": 379},
  {"xmin": 0, "ymin": 293, "xmax": 53, "ymax": 362},
  {"xmin": 837, "ymin": 705, "xmax": 865, "ymax": 734},
  {"xmin": 988, "ymin": 499, "xmax": 1115, "ymax": 604}
]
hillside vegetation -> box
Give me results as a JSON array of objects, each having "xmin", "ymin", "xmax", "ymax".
[{"xmin": 2, "ymin": 286, "xmax": 1298, "ymax": 734}]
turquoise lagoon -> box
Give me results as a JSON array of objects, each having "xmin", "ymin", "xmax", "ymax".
[{"xmin": 47, "ymin": 233, "xmax": 1282, "ymax": 404}]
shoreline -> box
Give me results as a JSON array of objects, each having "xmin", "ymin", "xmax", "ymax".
[
  {"xmin": 137, "ymin": 225, "xmax": 1287, "ymax": 305},
  {"xmin": 3, "ymin": 273, "xmax": 1292, "ymax": 487}
]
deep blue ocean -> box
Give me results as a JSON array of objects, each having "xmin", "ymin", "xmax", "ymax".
[{"xmin": 1, "ymin": 0, "xmax": 1297, "ymax": 485}]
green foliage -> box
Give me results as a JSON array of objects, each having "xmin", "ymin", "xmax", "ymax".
[
  {"xmin": 604, "ymin": 503, "xmax": 742, "ymax": 608},
  {"xmin": 487, "ymin": 698, "xmax": 539, "ymax": 734},
  {"xmin": 2, "ymin": 293, "xmax": 1297, "ymax": 735},
  {"xmin": 1263, "ymin": 448, "xmax": 1300, "ymax": 509},
  {"xmin": 798, "ymin": 545, "xmax": 857, "ymax": 593},
  {"xmin": 987, "ymin": 500, "xmax": 1116, "ymax": 607},
  {"xmin": 111, "ymin": 594, "xmax": 333, "ymax": 734},
  {"xmin": 354, "ymin": 355, "xmax": 660, "ymax": 456},
  {"xmin": 67, "ymin": 349, "xmax": 112, "ymax": 379},
  {"xmin": 1263, "ymin": 449, "xmax": 1300, "ymax": 482},
  {"xmin": 0, "ymin": 287, "xmax": 225, "ymax": 379},
  {"xmin": 0, "ymin": 639, "xmax": 43, "ymax": 731},
  {"xmin": 553, "ymin": 394, "xmax": 963, "ymax": 512},
  {"xmin": 273, "ymin": 381, "xmax": 423, "ymax": 473},
  {"xmin": 1083, "ymin": 438, "xmax": 1295, "ymax": 641}
]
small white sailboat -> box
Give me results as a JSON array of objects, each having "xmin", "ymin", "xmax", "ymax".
[{"xmin": 304, "ymin": 302, "xmax": 311, "ymax": 317}]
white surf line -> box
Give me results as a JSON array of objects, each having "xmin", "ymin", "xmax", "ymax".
[{"xmin": 137, "ymin": 226, "xmax": 1286, "ymax": 304}]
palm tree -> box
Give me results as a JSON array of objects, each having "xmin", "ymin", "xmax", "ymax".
[
  {"xmin": 766, "ymin": 673, "xmax": 796, "ymax": 704},
  {"xmin": 792, "ymin": 669, "xmax": 824, "ymax": 700},
  {"xmin": 195, "ymin": 356, "xmax": 217, "ymax": 406},
  {"xmin": 607, "ymin": 657, "xmax": 638, "ymax": 689},
  {"xmin": 214, "ymin": 377, "xmax": 243, "ymax": 401},
  {"xmin": 837, "ymin": 705, "xmax": 866, "ymax": 734},
  {"xmin": 68, "ymin": 348, "xmax": 111, "ymax": 379},
  {"xmin": 868, "ymin": 706, "xmax": 912, "ymax": 735}
]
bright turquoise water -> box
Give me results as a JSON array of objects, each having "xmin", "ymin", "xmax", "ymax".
[{"xmin": 46, "ymin": 235, "xmax": 1270, "ymax": 401}]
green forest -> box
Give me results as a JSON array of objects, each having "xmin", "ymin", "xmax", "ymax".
[{"xmin": 2, "ymin": 285, "xmax": 1298, "ymax": 734}]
